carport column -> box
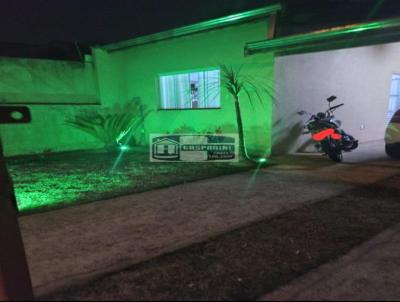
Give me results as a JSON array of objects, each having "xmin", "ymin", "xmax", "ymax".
[{"xmin": 0, "ymin": 139, "xmax": 33, "ymax": 300}]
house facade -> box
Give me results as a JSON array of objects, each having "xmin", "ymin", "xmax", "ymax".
[
  {"xmin": 92, "ymin": 5, "xmax": 280, "ymax": 157},
  {"xmin": 0, "ymin": 5, "xmax": 280, "ymax": 157},
  {"xmin": 2, "ymin": 3, "xmax": 400, "ymax": 157}
]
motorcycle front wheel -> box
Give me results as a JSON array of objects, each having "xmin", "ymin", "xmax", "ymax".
[
  {"xmin": 321, "ymin": 139, "xmax": 343, "ymax": 163},
  {"xmin": 327, "ymin": 150, "xmax": 343, "ymax": 162}
]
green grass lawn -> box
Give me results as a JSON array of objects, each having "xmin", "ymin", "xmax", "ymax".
[{"xmin": 6, "ymin": 148, "xmax": 255, "ymax": 214}]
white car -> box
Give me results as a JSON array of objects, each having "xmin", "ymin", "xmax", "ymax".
[{"xmin": 385, "ymin": 109, "xmax": 400, "ymax": 158}]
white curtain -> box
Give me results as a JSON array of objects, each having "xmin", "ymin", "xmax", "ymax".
[
  {"xmin": 160, "ymin": 69, "xmax": 220, "ymax": 109},
  {"xmin": 200, "ymin": 70, "xmax": 220, "ymax": 108},
  {"xmin": 160, "ymin": 74, "xmax": 190, "ymax": 109}
]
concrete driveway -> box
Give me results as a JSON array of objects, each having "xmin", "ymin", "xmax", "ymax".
[
  {"xmin": 259, "ymin": 141, "xmax": 400, "ymax": 301},
  {"xmin": 18, "ymin": 140, "xmax": 400, "ymax": 297},
  {"xmin": 261, "ymin": 222, "xmax": 400, "ymax": 301}
]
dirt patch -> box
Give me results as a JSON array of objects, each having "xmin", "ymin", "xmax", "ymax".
[{"xmin": 45, "ymin": 175, "xmax": 400, "ymax": 301}]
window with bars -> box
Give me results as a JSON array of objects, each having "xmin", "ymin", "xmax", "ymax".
[{"xmin": 159, "ymin": 68, "xmax": 220, "ymax": 109}]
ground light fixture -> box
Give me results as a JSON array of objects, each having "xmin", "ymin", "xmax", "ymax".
[{"xmin": 119, "ymin": 145, "xmax": 130, "ymax": 151}]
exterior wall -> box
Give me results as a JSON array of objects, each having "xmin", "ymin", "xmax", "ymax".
[
  {"xmin": 97, "ymin": 19, "xmax": 274, "ymax": 156},
  {"xmin": 92, "ymin": 49, "xmax": 128, "ymax": 107},
  {"xmin": 0, "ymin": 57, "xmax": 99, "ymax": 104},
  {"xmin": 1, "ymin": 105, "xmax": 102, "ymax": 156},
  {"xmin": 0, "ymin": 57, "xmax": 102, "ymax": 156},
  {"xmin": 273, "ymin": 42, "xmax": 400, "ymax": 154},
  {"xmin": 2, "ymin": 19, "xmax": 275, "ymax": 157}
]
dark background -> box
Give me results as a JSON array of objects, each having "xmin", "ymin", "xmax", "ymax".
[
  {"xmin": 0, "ymin": 0, "xmax": 271, "ymax": 45},
  {"xmin": 1, "ymin": 0, "xmax": 400, "ymax": 59}
]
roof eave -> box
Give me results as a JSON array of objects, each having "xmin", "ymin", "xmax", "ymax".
[
  {"xmin": 245, "ymin": 17, "xmax": 400, "ymax": 56},
  {"xmin": 97, "ymin": 3, "xmax": 282, "ymax": 53}
]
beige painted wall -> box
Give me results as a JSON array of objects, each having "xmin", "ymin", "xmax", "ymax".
[{"xmin": 273, "ymin": 42, "xmax": 400, "ymax": 154}]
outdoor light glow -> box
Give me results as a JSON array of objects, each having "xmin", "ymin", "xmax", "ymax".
[
  {"xmin": 119, "ymin": 145, "xmax": 129, "ymax": 151},
  {"xmin": 9, "ymin": 154, "xmax": 255, "ymax": 213},
  {"xmin": 10, "ymin": 170, "xmax": 131, "ymax": 212},
  {"xmin": 241, "ymin": 143, "xmax": 271, "ymax": 203}
]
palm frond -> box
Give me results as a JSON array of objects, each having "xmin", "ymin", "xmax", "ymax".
[
  {"xmin": 65, "ymin": 99, "xmax": 151, "ymax": 148},
  {"xmin": 241, "ymin": 84, "xmax": 255, "ymax": 109}
]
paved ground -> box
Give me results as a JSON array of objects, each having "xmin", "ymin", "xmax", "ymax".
[
  {"xmin": 260, "ymin": 141, "xmax": 400, "ymax": 301},
  {"xmin": 18, "ymin": 140, "xmax": 400, "ymax": 298},
  {"xmin": 261, "ymin": 223, "xmax": 400, "ymax": 301}
]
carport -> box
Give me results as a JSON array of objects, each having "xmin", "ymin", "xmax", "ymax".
[{"xmin": 244, "ymin": 17, "xmax": 400, "ymax": 155}]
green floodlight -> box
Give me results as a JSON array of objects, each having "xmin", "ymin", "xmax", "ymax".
[{"xmin": 119, "ymin": 145, "xmax": 130, "ymax": 151}]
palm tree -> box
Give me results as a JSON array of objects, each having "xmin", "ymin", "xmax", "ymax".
[{"xmin": 220, "ymin": 64, "xmax": 274, "ymax": 161}]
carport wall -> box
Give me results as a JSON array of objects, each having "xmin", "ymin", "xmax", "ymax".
[
  {"xmin": 273, "ymin": 41, "xmax": 400, "ymax": 154},
  {"xmin": 94, "ymin": 18, "xmax": 275, "ymax": 156}
]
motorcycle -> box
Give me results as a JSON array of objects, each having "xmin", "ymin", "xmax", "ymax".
[{"xmin": 298, "ymin": 96, "xmax": 358, "ymax": 162}]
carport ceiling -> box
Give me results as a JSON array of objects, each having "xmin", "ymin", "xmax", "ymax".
[{"xmin": 277, "ymin": 0, "xmax": 400, "ymax": 37}]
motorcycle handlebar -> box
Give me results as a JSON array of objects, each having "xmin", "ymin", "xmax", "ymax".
[{"xmin": 329, "ymin": 103, "xmax": 344, "ymax": 110}]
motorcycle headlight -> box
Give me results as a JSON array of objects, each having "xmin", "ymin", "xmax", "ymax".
[{"xmin": 332, "ymin": 119, "xmax": 342, "ymax": 127}]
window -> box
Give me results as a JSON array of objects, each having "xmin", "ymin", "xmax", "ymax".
[
  {"xmin": 159, "ymin": 68, "xmax": 220, "ymax": 109},
  {"xmin": 387, "ymin": 74, "xmax": 400, "ymax": 124}
]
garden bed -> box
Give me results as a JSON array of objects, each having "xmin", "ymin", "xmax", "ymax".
[{"xmin": 6, "ymin": 147, "xmax": 254, "ymax": 214}]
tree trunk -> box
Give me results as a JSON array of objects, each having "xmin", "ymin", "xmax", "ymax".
[{"xmin": 234, "ymin": 97, "xmax": 246, "ymax": 160}]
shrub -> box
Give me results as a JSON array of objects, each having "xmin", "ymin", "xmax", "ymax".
[{"xmin": 66, "ymin": 99, "xmax": 150, "ymax": 150}]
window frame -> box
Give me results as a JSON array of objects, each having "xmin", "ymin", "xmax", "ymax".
[{"xmin": 157, "ymin": 67, "xmax": 222, "ymax": 111}]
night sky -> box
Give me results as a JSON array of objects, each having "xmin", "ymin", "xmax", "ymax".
[
  {"xmin": 1, "ymin": 0, "xmax": 400, "ymax": 47},
  {"xmin": 0, "ymin": 0, "xmax": 272, "ymax": 46}
]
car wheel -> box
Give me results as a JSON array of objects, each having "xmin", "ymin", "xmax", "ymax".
[{"xmin": 385, "ymin": 144, "xmax": 400, "ymax": 159}]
